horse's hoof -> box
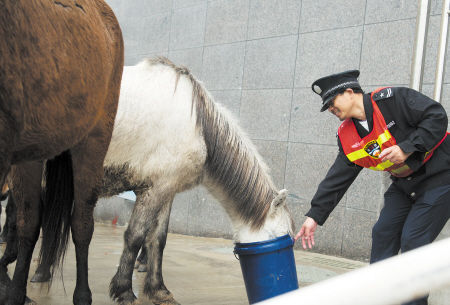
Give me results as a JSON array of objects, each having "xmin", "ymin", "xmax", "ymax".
[
  {"xmin": 25, "ymin": 296, "xmax": 38, "ymax": 305},
  {"xmin": 150, "ymin": 290, "xmax": 181, "ymax": 305},
  {"xmin": 30, "ymin": 271, "xmax": 51, "ymax": 283},
  {"xmin": 137, "ymin": 264, "xmax": 147, "ymax": 273}
]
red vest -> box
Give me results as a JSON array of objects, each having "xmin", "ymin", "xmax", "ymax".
[{"xmin": 338, "ymin": 87, "xmax": 448, "ymax": 177}]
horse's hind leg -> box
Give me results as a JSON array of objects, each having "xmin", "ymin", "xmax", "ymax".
[
  {"xmin": 70, "ymin": 129, "xmax": 113, "ymax": 305},
  {"xmin": 4, "ymin": 162, "xmax": 43, "ymax": 305}
]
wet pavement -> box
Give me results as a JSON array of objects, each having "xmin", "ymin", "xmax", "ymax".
[{"xmin": 1, "ymin": 222, "xmax": 367, "ymax": 305}]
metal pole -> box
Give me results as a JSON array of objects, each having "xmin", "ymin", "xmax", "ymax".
[
  {"xmin": 257, "ymin": 237, "xmax": 450, "ymax": 305},
  {"xmin": 410, "ymin": 0, "xmax": 431, "ymax": 91},
  {"xmin": 433, "ymin": 0, "xmax": 450, "ymax": 103}
]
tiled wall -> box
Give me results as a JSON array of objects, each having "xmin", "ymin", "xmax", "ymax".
[{"xmin": 105, "ymin": 0, "xmax": 450, "ymax": 260}]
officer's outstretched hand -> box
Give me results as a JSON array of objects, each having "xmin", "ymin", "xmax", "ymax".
[
  {"xmin": 294, "ymin": 217, "xmax": 317, "ymax": 249},
  {"xmin": 379, "ymin": 145, "xmax": 412, "ymax": 164}
]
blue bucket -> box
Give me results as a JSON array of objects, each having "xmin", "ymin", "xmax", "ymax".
[{"xmin": 234, "ymin": 234, "xmax": 299, "ymax": 304}]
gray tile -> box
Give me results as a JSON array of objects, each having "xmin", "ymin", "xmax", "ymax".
[
  {"xmin": 289, "ymin": 88, "xmax": 342, "ymax": 145},
  {"xmin": 365, "ymin": 0, "xmax": 418, "ymax": 24},
  {"xmin": 289, "ymin": 196, "xmax": 346, "ymax": 257},
  {"xmin": 122, "ymin": 0, "xmax": 173, "ymax": 17},
  {"xmin": 295, "ymin": 27, "xmax": 363, "ymax": 88},
  {"xmin": 346, "ymin": 170, "xmax": 384, "ymax": 212},
  {"xmin": 423, "ymin": 15, "xmax": 450, "ymax": 85},
  {"xmin": 187, "ymin": 186, "xmax": 233, "ymax": 238},
  {"xmin": 125, "ymin": 53, "xmax": 146, "ymax": 66},
  {"xmin": 137, "ymin": 13, "xmax": 172, "ymax": 54},
  {"xmin": 300, "ymin": 0, "xmax": 365, "ymax": 33},
  {"xmin": 204, "ymin": 0, "xmax": 249, "ymax": 45},
  {"xmin": 341, "ymin": 208, "xmax": 377, "ymax": 260},
  {"xmin": 247, "ymin": 0, "xmax": 301, "ymax": 39},
  {"xmin": 169, "ymin": 189, "xmax": 197, "ymax": 234},
  {"xmin": 359, "ymin": 19, "xmax": 416, "ymax": 86},
  {"xmin": 170, "ymin": 5, "xmax": 207, "ymax": 50},
  {"xmin": 253, "ymin": 140, "xmax": 288, "ymax": 189},
  {"xmin": 168, "ymin": 47, "xmax": 204, "ymax": 78},
  {"xmin": 173, "ymin": 0, "xmax": 206, "ymax": 9},
  {"xmin": 285, "ymin": 143, "xmax": 343, "ymax": 201},
  {"xmin": 209, "ymin": 89, "xmax": 242, "ymax": 118},
  {"xmin": 202, "ymin": 42, "xmax": 246, "ymax": 90},
  {"xmin": 243, "ymin": 35, "xmax": 298, "ymax": 89},
  {"xmin": 240, "ymin": 89, "xmax": 292, "ymax": 141},
  {"xmin": 431, "ymin": 0, "xmax": 446, "ymax": 15}
]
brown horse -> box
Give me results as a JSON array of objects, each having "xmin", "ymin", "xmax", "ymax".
[{"xmin": 0, "ymin": 1, "xmax": 124, "ymax": 305}]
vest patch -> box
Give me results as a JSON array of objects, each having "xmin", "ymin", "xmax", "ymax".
[{"xmin": 364, "ymin": 140, "xmax": 381, "ymax": 158}]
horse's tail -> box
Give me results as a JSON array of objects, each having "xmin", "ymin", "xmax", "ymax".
[{"xmin": 38, "ymin": 150, "xmax": 74, "ymax": 284}]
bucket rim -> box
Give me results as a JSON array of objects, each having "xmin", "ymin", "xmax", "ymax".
[{"xmin": 234, "ymin": 234, "xmax": 294, "ymax": 255}]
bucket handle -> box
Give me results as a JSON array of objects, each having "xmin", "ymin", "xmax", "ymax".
[{"xmin": 233, "ymin": 250, "xmax": 240, "ymax": 260}]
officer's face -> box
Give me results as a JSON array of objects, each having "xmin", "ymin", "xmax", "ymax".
[{"xmin": 328, "ymin": 91, "xmax": 352, "ymax": 121}]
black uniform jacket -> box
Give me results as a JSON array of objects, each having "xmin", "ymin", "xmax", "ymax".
[{"xmin": 306, "ymin": 87, "xmax": 450, "ymax": 226}]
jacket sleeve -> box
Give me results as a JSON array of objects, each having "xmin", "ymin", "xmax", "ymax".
[
  {"xmin": 305, "ymin": 139, "xmax": 362, "ymax": 226},
  {"xmin": 395, "ymin": 87, "xmax": 448, "ymax": 154}
]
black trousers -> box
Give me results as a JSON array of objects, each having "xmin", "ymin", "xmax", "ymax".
[{"xmin": 370, "ymin": 183, "xmax": 450, "ymax": 305}]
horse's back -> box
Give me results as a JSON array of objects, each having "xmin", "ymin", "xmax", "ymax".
[
  {"xmin": 0, "ymin": 0, "xmax": 123, "ymax": 162},
  {"xmin": 104, "ymin": 61, "xmax": 206, "ymax": 189}
]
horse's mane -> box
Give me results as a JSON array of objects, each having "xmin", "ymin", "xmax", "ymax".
[{"xmin": 143, "ymin": 57, "xmax": 276, "ymax": 230}]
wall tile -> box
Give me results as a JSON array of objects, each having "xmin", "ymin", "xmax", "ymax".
[
  {"xmin": 173, "ymin": 0, "xmax": 206, "ymax": 9},
  {"xmin": 247, "ymin": 0, "xmax": 301, "ymax": 39},
  {"xmin": 360, "ymin": 19, "xmax": 416, "ymax": 86},
  {"xmin": 290, "ymin": 88, "xmax": 341, "ymax": 145},
  {"xmin": 295, "ymin": 26, "xmax": 363, "ymax": 88},
  {"xmin": 341, "ymin": 208, "xmax": 377, "ymax": 260},
  {"xmin": 209, "ymin": 89, "xmax": 242, "ymax": 118},
  {"xmin": 169, "ymin": 189, "xmax": 197, "ymax": 234},
  {"xmin": 240, "ymin": 89, "xmax": 292, "ymax": 141},
  {"xmin": 300, "ymin": 0, "xmax": 365, "ymax": 33},
  {"xmin": 204, "ymin": 0, "xmax": 249, "ymax": 45},
  {"xmin": 253, "ymin": 140, "xmax": 288, "ymax": 189},
  {"xmin": 122, "ymin": 0, "xmax": 173, "ymax": 16},
  {"xmin": 243, "ymin": 35, "xmax": 298, "ymax": 89},
  {"xmin": 346, "ymin": 170, "xmax": 384, "ymax": 212},
  {"xmin": 170, "ymin": 5, "xmax": 207, "ymax": 50},
  {"xmin": 285, "ymin": 143, "xmax": 343, "ymax": 201},
  {"xmin": 168, "ymin": 47, "xmax": 204, "ymax": 78},
  {"xmin": 202, "ymin": 42, "xmax": 246, "ymax": 90},
  {"xmin": 365, "ymin": 0, "xmax": 417, "ymax": 24}
]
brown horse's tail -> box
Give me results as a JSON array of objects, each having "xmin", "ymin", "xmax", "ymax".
[{"xmin": 38, "ymin": 150, "xmax": 74, "ymax": 284}]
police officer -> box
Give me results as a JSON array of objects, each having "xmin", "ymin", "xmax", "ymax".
[{"xmin": 295, "ymin": 70, "xmax": 450, "ymax": 305}]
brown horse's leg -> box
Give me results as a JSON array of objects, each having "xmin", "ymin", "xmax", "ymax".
[
  {"xmin": 5, "ymin": 162, "xmax": 43, "ymax": 305},
  {"xmin": 70, "ymin": 125, "xmax": 113, "ymax": 305},
  {"xmin": 110, "ymin": 190, "xmax": 179, "ymax": 305}
]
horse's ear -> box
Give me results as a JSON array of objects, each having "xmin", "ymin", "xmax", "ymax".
[{"xmin": 272, "ymin": 189, "xmax": 288, "ymax": 208}]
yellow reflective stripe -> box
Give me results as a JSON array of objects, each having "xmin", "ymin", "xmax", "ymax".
[
  {"xmin": 347, "ymin": 150, "xmax": 367, "ymax": 162},
  {"xmin": 390, "ymin": 164, "xmax": 410, "ymax": 174},
  {"xmin": 378, "ymin": 130, "xmax": 391, "ymax": 144},
  {"xmin": 368, "ymin": 160, "xmax": 394, "ymax": 171}
]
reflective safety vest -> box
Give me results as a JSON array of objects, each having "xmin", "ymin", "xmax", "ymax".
[{"xmin": 338, "ymin": 87, "xmax": 448, "ymax": 178}]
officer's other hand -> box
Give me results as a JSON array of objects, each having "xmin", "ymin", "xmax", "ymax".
[
  {"xmin": 379, "ymin": 145, "xmax": 412, "ymax": 164},
  {"xmin": 294, "ymin": 217, "xmax": 317, "ymax": 249}
]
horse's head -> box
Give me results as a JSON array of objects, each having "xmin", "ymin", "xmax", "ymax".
[{"xmin": 235, "ymin": 189, "xmax": 295, "ymax": 243}]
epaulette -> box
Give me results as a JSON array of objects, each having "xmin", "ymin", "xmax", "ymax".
[{"xmin": 372, "ymin": 87, "xmax": 394, "ymax": 101}]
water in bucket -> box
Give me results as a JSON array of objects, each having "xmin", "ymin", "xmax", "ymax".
[{"xmin": 234, "ymin": 234, "xmax": 299, "ymax": 304}]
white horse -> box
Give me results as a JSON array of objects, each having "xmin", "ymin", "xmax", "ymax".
[{"xmin": 25, "ymin": 57, "xmax": 294, "ymax": 305}]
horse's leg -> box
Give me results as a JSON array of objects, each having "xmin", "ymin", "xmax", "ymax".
[
  {"xmin": 142, "ymin": 196, "xmax": 178, "ymax": 305},
  {"xmin": 5, "ymin": 162, "xmax": 42, "ymax": 305},
  {"xmin": 70, "ymin": 131, "xmax": 111, "ymax": 305},
  {"xmin": 0, "ymin": 192, "xmax": 18, "ymax": 267},
  {"xmin": 110, "ymin": 190, "xmax": 176, "ymax": 305},
  {"xmin": 0, "ymin": 192, "xmax": 17, "ymax": 304},
  {"xmin": 0, "ymin": 195, "xmax": 11, "ymax": 244}
]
